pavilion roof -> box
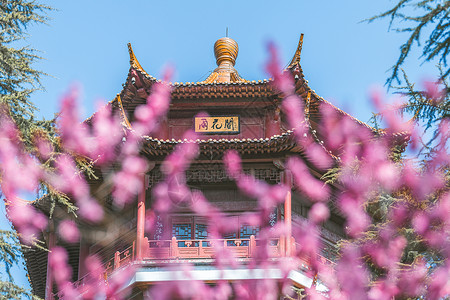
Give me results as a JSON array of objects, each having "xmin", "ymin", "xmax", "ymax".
[
  {"xmin": 111, "ymin": 35, "xmax": 411, "ymax": 158},
  {"xmin": 84, "ymin": 35, "xmax": 411, "ymax": 160}
]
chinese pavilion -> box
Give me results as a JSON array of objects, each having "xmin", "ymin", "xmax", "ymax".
[{"xmin": 24, "ymin": 35, "xmax": 395, "ymax": 299}]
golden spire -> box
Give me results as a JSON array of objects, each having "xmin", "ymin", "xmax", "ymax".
[
  {"xmin": 200, "ymin": 37, "xmax": 247, "ymax": 84},
  {"xmin": 214, "ymin": 37, "xmax": 238, "ymax": 68}
]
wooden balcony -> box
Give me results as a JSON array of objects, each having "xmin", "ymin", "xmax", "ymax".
[
  {"xmin": 99, "ymin": 236, "xmax": 285, "ymax": 276},
  {"xmin": 61, "ymin": 237, "xmax": 336, "ymax": 298},
  {"xmin": 82, "ymin": 236, "xmax": 339, "ymax": 283}
]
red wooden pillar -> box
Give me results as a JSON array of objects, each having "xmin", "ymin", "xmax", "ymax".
[
  {"xmin": 283, "ymin": 170, "xmax": 292, "ymax": 256},
  {"xmin": 45, "ymin": 221, "xmax": 55, "ymax": 300},
  {"xmin": 135, "ymin": 174, "xmax": 146, "ymax": 260}
]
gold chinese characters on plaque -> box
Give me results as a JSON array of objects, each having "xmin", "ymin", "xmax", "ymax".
[{"xmin": 194, "ymin": 116, "xmax": 240, "ymax": 134}]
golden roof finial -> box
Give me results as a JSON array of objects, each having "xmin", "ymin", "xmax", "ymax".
[
  {"xmin": 199, "ymin": 36, "xmax": 248, "ymax": 84},
  {"xmin": 214, "ymin": 37, "xmax": 238, "ymax": 68}
]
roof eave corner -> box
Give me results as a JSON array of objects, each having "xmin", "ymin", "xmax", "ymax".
[
  {"xmin": 127, "ymin": 43, "xmax": 145, "ymax": 72},
  {"xmin": 287, "ymin": 33, "xmax": 304, "ymax": 70}
]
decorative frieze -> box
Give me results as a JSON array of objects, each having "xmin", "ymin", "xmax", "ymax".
[{"xmin": 147, "ymin": 167, "xmax": 281, "ymax": 186}]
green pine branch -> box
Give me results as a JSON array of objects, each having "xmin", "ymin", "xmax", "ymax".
[
  {"xmin": 0, "ymin": 1, "xmax": 90, "ymax": 298},
  {"xmin": 366, "ymin": 0, "xmax": 450, "ymax": 87}
]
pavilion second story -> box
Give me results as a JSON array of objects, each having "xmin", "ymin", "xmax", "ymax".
[{"xmin": 75, "ymin": 164, "xmax": 343, "ymax": 282}]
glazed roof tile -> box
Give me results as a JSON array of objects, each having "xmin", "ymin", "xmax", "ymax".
[
  {"xmin": 140, "ymin": 131, "xmax": 300, "ymax": 156},
  {"xmin": 143, "ymin": 131, "xmax": 292, "ymax": 144}
]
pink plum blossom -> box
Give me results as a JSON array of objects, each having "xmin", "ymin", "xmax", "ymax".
[{"xmin": 58, "ymin": 220, "xmax": 80, "ymax": 243}]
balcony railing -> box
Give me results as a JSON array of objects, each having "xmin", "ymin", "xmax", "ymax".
[
  {"xmin": 90, "ymin": 235, "xmax": 284, "ymax": 279},
  {"xmin": 143, "ymin": 235, "xmax": 281, "ymax": 260}
]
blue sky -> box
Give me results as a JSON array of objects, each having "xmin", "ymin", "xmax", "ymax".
[
  {"xmin": 27, "ymin": 0, "xmax": 438, "ymax": 122},
  {"xmin": 1, "ymin": 0, "xmax": 441, "ymax": 294}
]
